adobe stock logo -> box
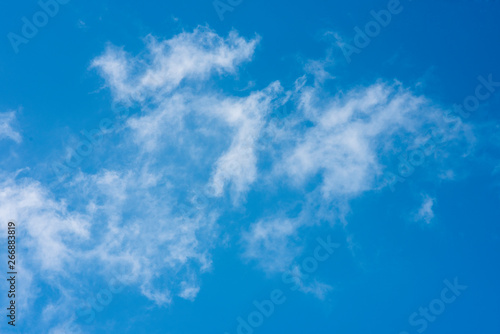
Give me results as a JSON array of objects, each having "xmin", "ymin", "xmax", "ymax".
[
  {"xmin": 383, "ymin": 73, "xmax": 500, "ymax": 191},
  {"xmin": 213, "ymin": 0, "xmax": 243, "ymax": 21},
  {"xmin": 51, "ymin": 117, "xmax": 116, "ymax": 182},
  {"xmin": 399, "ymin": 277, "xmax": 467, "ymax": 334},
  {"xmin": 336, "ymin": 0, "xmax": 406, "ymax": 63},
  {"xmin": 61, "ymin": 272, "xmax": 133, "ymax": 334},
  {"xmin": 225, "ymin": 236, "xmax": 340, "ymax": 334},
  {"xmin": 7, "ymin": 0, "xmax": 71, "ymax": 54}
]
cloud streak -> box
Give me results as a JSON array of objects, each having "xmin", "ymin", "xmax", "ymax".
[{"xmin": 0, "ymin": 111, "xmax": 22, "ymax": 143}]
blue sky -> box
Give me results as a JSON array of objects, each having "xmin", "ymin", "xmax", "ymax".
[{"xmin": 0, "ymin": 0, "xmax": 499, "ymax": 333}]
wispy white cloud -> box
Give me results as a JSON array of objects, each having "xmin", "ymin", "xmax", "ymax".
[
  {"xmin": 0, "ymin": 111, "xmax": 22, "ymax": 143},
  {"xmin": 242, "ymin": 217, "xmax": 303, "ymax": 273},
  {"xmin": 414, "ymin": 194, "xmax": 436, "ymax": 225},
  {"xmin": 0, "ymin": 174, "xmax": 91, "ymax": 331},
  {"xmin": 280, "ymin": 82, "xmax": 463, "ymax": 199},
  {"xmin": 92, "ymin": 27, "xmax": 282, "ymax": 203},
  {"xmin": 205, "ymin": 81, "xmax": 284, "ymax": 200},
  {"xmin": 72, "ymin": 167, "xmax": 218, "ymax": 306},
  {"xmin": 286, "ymin": 264, "xmax": 334, "ymax": 299},
  {"xmin": 92, "ymin": 26, "xmax": 259, "ymax": 104},
  {"xmin": 178, "ymin": 280, "xmax": 201, "ymax": 301},
  {"xmin": 0, "ymin": 176, "xmax": 91, "ymax": 272}
]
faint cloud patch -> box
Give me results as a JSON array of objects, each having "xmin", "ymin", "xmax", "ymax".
[
  {"xmin": 414, "ymin": 194, "xmax": 436, "ymax": 225},
  {"xmin": 0, "ymin": 111, "xmax": 22, "ymax": 143}
]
